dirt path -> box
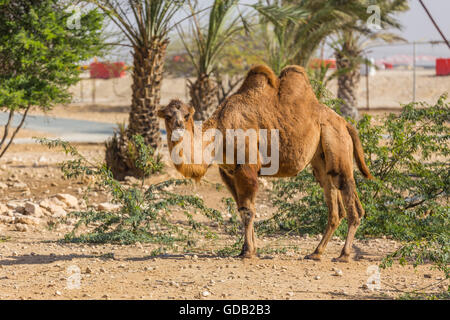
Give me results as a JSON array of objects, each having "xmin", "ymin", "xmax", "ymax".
[{"xmin": 0, "ymin": 229, "xmax": 446, "ymax": 300}]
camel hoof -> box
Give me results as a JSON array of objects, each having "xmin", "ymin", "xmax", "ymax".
[
  {"xmin": 304, "ymin": 253, "xmax": 322, "ymax": 261},
  {"xmin": 237, "ymin": 251, "xmax": 257, "ymax": 259},
  {"xmin": 332, "ymin": 255, "xmax": 350, "ymax": 263}
]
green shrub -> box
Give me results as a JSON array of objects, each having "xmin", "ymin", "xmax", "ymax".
[
  {"xmin": 105, "ymin": 125, "xmax": 164, "ymax": 180},
  {"xmin": 0, "ymin": 0, "xmax": 104, "ymax": 158},
  {"xmin": 36, "ymin": 136, "xmax": 223, "ymax": 249}
]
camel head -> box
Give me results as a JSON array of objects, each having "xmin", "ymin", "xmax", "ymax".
[
  {"xmin": 157, "ymin": 99, "xmax": 209, "ymax": 182},
  {"xmin": 158, "ymin": 99, "xmax": 195, "ymax": 142}
]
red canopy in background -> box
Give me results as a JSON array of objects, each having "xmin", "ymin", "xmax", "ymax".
[
  {"xmin": 90, "ymin": 62, "xmax": 126, "ymax": 79},
  {"xmin": 308, "ymin": 59, "xmax": 336, "ymax": 69},
  {"xmin": 436, "ymin": 58, "xmax": 450, "ymax": 76}
]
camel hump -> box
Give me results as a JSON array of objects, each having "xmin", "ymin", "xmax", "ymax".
[
  {"xmin": 248, "ymin": 65, "xmax": 278, "ymax": 87},
  {"xmin": 278, "ymin": 64, "xmax": 318, "ymax": 105},
  {"xmin": 241, "ymin": 64, "xmax": 278, "ymax": 89},
  {"xmin": 279, "ymin": 65, "xmax": 307, "ymax": 78}
]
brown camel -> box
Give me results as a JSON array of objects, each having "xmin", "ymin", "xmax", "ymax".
[{"xmin": 157, "ymin": 64, "xmax": 373, "ymax": 262}]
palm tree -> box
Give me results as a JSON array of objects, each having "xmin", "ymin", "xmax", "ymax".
[
  {"xmin": 282, "ymin": 0, "xmax": 369, "ymax": 67},
  {"xmin": 254, "ymin": 0, "xmax": 368, "ymax": 72},
  {"xmin": 333, "ymin": 31, "xmax": 367, "ymax": 119},
  {"xmin": 179, "ymin": 0, "xmax": 244, "ymax": 121},
  {"xmin": 89, "ymin": 0, "xmax": 184, "ymax": 179},
  {"xmin": 332, "ymin": 0, "xmax": 409, "ymax": 119},
  {"xmin": 254, "ymin": 2, "xmax": 309, "ymax": 74}
]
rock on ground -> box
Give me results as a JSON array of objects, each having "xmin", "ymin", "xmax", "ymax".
[
  {"xmin": 24, "ymin": 202, "xmax": 43, "ymax": 217},
  {"xmin": 39, "ymin": 199, "xmax": 67, "ymax": 217},
  {"xmin": 97, "ymin": 202, "xmax": 121, "ymax": 211},
  {"xmin": 55, "ymin": 193, "xmax": 79, "ymax": 208},
  {"xmin": 15, "ymin": 214, "xmax": 42, "ymax": 226},
  {"xmin": 14, "ymin": 223, "xmax": 29, "ymax": 232}
]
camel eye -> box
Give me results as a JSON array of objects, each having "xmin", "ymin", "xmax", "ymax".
[{"xmin": 184, "ymin": 113, "xmax": 190, "ymax": 120}]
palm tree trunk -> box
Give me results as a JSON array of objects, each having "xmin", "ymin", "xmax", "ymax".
[
  {"xmin": 105, "ymin": 38, "xmax": 168, "ymax": 179},
  {"xmin": 188, "ymin": 73, "xmax": 218, "ymax": 121},
  {"xmin": 128, "ymin": 39, "xmax": 168, "ymax": 149},
  {"xmin": 336, "ymin": 51, "xmax": 360, "ymax": 119}
]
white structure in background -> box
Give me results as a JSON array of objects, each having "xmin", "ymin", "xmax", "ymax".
[
  {"xmin": 361, "ymin": 57, "xmax": 376, "ymax": 76},
  {"xmin": 375, "ymin": 54, "xmax": 438, "ymax": 68}
]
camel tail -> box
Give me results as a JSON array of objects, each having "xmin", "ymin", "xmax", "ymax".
[{"xmin": 346, "ymin": 123, "xmax": 374, "ymax": 180}]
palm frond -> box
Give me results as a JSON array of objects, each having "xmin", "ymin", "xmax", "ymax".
[
  {"xmin": 252, "ymin": 2, "xmax": 309, "ymax": 73},
  {"xmin": 251, "ymin": 3, "xmax": 309, "ymax": 29},
  {"xmin": 88, "ymin": 0, "xmax": 184, "ymax": 47},
  {"xmin": 178, "ymin": 0, "xmax": 244, "ymax": 76}
]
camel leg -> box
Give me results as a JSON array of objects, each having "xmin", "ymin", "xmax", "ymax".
[
  {"xmin": 234, "ymin": 165, "xmax": 259, "ymax": 258},
  {"xmin": 304, "ymin": 157, "xmax": 343, "ymax": 261},
  {"xmin": 332, "ymin": 177, "xmax": 364, "ymax": 263},
  {"xmin": 317, "ymin": 124, "xmax": 364, "ymax": 262},
  {"xmin": 219, "ymin": 168, "xmax": 238, "ymax": 201},
  {"xmin": 219, "ymin": 167, "xmax": 258, "ymax": 258}
]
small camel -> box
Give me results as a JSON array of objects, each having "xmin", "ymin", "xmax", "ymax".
[{"xmin": 157, "ymin": 65, "xmax": 373, "ymax": 262}]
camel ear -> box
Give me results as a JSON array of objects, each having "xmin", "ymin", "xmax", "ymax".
[
  {"xmin": 157, "ymin": 108, "xmax": 165, "ymax": 118},
  {"xmin": 188, "ymin": 106, "xmax": 195, "ymax": 116}
]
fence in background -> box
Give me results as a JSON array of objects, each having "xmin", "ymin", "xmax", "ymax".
[{"xmin": 361, "ymin": 40, "xmax": 449, "ymax": 110}]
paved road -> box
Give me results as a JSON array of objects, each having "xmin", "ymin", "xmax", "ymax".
[
  {"xmin": 0, "ymin": 112, "xmax": 117, "ymax": 143},
  {"xmin": 0, "ymin": 112, "xmax": 166, "ymax": 143}
]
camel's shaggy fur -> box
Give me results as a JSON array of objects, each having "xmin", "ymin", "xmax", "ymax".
[{"xmin": 158, "ymin": 64, "xmax": 373, "ymax": 261}]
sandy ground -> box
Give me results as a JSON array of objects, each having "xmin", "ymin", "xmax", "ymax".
[
  {"xmin": 1, "ymin": 230, "xmax": 446, "ymax": 300},
  {"xmin": 326, "ymin": 69, "xmax": 450, "ymax": 109},
  {"xmin": 0, "ymin": 144, "xmax": 447, "ymax": 300},
  {"xmin": 27, "ymin": 76, "xmax": 190, "ymax": 124}
]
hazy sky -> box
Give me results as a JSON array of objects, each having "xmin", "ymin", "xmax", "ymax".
[
  {"xmin": 396, "ymin": 0, "xmax": 449, "ymax": 43},
  {"xmin": 109, "ymin": 0, "xmax": 450, "ymax": 62},
  {"xmin": 189, "ymin": 0, "xmax": 450, "ymax": 59},
  {"xmin": 368, "ymin": 0, "xmax": 450, "ymax": 59}
]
